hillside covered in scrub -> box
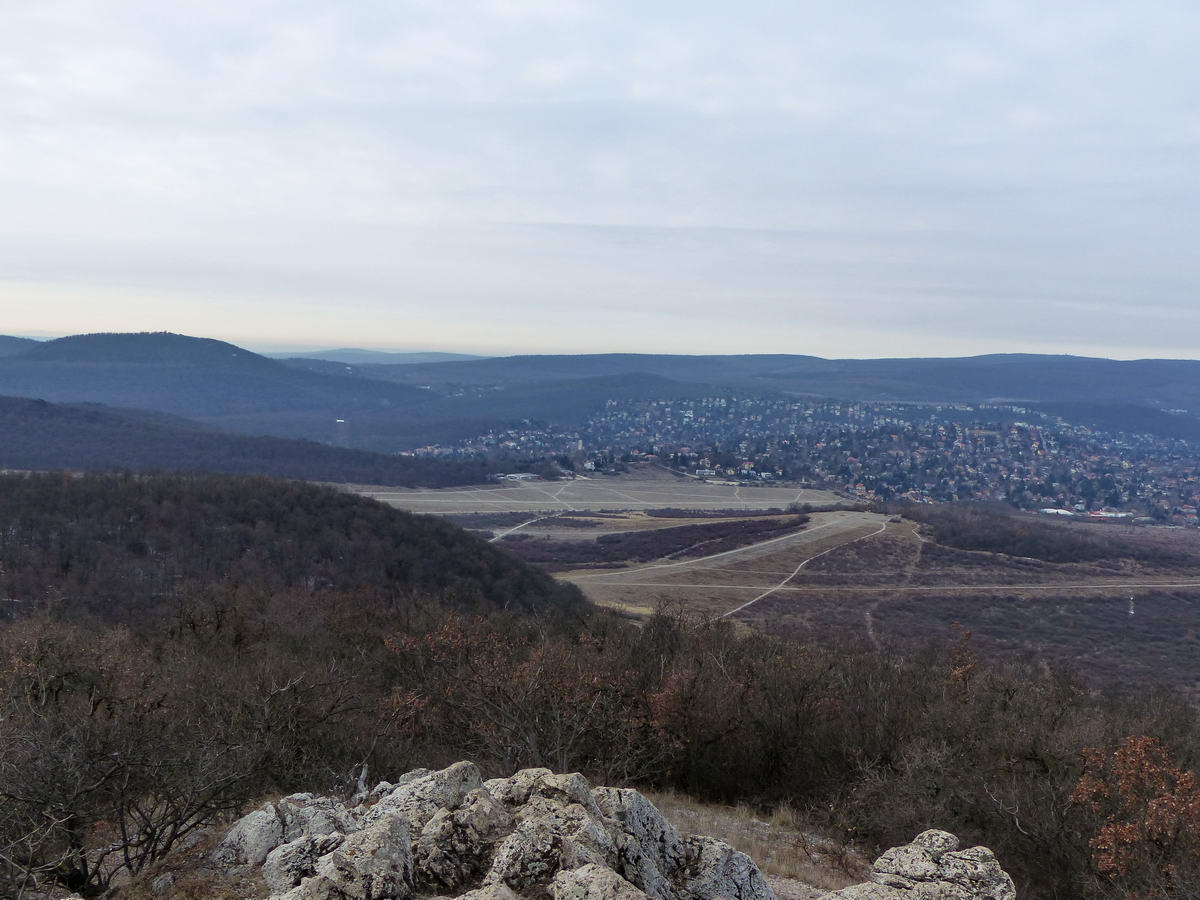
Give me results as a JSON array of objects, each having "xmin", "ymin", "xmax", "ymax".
[
  {"xmin": 0, "ymin": 472, "xmax": 585, "ymax": 623},
  {"xmin": 0, "ymin": 395, "xmax": 508, "ymax": 487},
  {"xmin": 1, "ymin": 474, "xmax": 1199, "ymax": 899}
]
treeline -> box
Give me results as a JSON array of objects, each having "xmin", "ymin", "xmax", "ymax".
[
  {"xmin": 888, "ymin": 501, "xmax": 1190, "ymax": 566},
  {"xmin": 499, "ymin": 514, "xmax": 809, "ymax": 569},
  {"xmin": 2, "ymin": 475, "xmax": 1199, "ymax": 898},
  {"xmin": 0, "ymin": 396, "xmax": 505, "ymax": 487}
]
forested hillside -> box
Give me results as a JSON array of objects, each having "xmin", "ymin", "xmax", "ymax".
[
  {"xmin": 0, "ymin": 473, "xmax": 584, "ymax": 624},
  {"xmin": 0, "ymin": 335, "xmax": 37, "ymax": 357},
  {"xmin": 0, "ymin": 395, "xmax": 503, "ymax": 486},
  {"xmin": 0, "ymin": 332, "xmax": 433, "ymax": 432}
]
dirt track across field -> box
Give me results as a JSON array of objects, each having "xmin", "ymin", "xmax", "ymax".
[{"xmin": 564, "ymin": 511, "xmax": 889, "ymax": 615}]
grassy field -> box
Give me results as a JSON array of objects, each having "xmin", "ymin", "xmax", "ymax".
[
  {"xmin": 354, "ymin": 468, "xmax": 843, "ymax": 514},
  {"xmin": 547, "ymin": 510, "xmax": 1200, "ymax": 689},
  {"xmin": 563, "ymin": 511, "xmax": 891, "ymax": 617}
]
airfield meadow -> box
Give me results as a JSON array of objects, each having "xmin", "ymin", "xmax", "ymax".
[
  {"xmin": 356, "ymin": 468, "xmax": 1200, "ymax": 689},
  {"xmin": 358, "ymin": 468, "xmax": 841, "ymax": 514}
]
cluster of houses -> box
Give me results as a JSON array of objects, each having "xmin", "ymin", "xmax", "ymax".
[{"xmin": 406, "ymin": 394, "xmax": 1200, "ymax": 525}]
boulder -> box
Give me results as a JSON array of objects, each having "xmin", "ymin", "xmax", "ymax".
[
  {"xmin": 213, "ymin": 805, "xmax": 285, "ymax": 868},
  {"xmin": 486, "ymin": 819, "xmax": 567, "ymax": 892},
  {"xmin": 416, "ymin": 788, "xmax": 514, "ymax": 892},
  {"xmin": 312, "ymin": 813, "xmax": 413, "ymax": 899},
  {"xmin": 455, "ymin": 885, "xmax": 522, "ymax": 900},
  {"xmin": 364, "ymin": 761, "xmax": 483, "ymax": 835},
  {"xmin": 552, "ymin": 864, "xmax": 651, "ymax": 899},
  {"xmin": 485, "ymin": 768, "xmax": 554, "ymax": 808},
  {"xmin": 679, "ymin": 836, "xmax": 776, "ymax": 900},
  {"xmin": 824, "ymin": 831, "xmax": 1016, "ymax": 900},
  {"xmin": 593, "ymin": 787, "xmax": 688, "ymax": 896},
  {"xmin": 264, "ymin": 833, "xmax": 346, "ymax": 894},
  {"xmin": 214, "ymin": 794, "xmax": 359, "ymax": 869}
]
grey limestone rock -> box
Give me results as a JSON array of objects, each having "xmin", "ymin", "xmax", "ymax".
[
  {"xmin": 264, "ymin": 833, "xmax": 346, "ymax": 894},
  {"xmin": 215, "ymin": 793, "xmax": 359, "ymax": 869},
  {"xmin": 312, "ymin": 813, "xmax": 413, "ymax": 899},
  {"xmin": 551, "ymin": 863, "xmax": 651, "ymax": 899},
  {"xmin": 454, "ymin": 885, "xmax": 522, "ymax": 900},
  {"xmin": 364, "ymin": 761, "xmax": 483, "ymax": 836},
  {"xmin": 824, "ymin": 831, "xmax": 1016, "ymax": 900},
  {"xmin": 416, "ymin": 788, "xmax": 514, "ymax": 892},
  {"xmin": 485, "ymin": 768, "xmax": 554, "ymax": 808},
  {"xmin": 593, "ymin": 787, "xmax": 688, "ymax": 899},
  {"xmin": 678, "ymin": 836, "xmax": 776, "ymax": 900},
  {"xmin": 213, "ymin": 805, "xmax": 285, "ymax": 868},
  {"xmin": 211, "ymin": 762, "xmax": 780, "ymax": 900}
]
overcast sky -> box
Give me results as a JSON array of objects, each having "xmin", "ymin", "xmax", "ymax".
[{"xmin": 2, "ymin": 1, "xmax": 1197, "ymax": 357}]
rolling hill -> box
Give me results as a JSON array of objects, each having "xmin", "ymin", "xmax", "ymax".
[
  {"xmin": 347, "ymin": 351, "xmax": 1200, "ymax": 440},
  {"xmin": 0, "ymin": 332, "xmax": 437, "ymax": 441},
  {"xmin": 0, "ymin": 335, "xmax": 39, "ymax": 357},
  {"xmin": 272, "ymin": 348, "xmax": 486, "ymax": 365},
  {"xmin": 357, "ymin": 351, "xmax": 1200, "ymax": 408},
  {"xmin": 0, "ymin": 471, "xmax": 586, "ymax": 624},
  {"xmin": 0, "ymin": 334, "xmax": 735, "ymax": 449},
  {"xmin": 0, "ymin": 395, "xmax": 504, "ymax": 486}
]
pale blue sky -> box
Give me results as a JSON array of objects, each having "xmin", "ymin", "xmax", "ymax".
[{"xmin": 2, "ymin": 1, "xmax": 1197, "ymax": 357}]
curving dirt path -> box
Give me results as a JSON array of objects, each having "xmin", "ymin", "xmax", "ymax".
[
  {"xmin": 720, "ymin": 521, "xmax": 889, "ymax": 619},
  {"xmin": 568, "ymin": 512, "xmax": 883, "ymax": 582},
  {"xmin": 865, "ymin": 523, "xmax": 928, "ymax": 648},
  {"xmin": 488, "ymin": 513, "xmax": 564, "ymax": 543}
]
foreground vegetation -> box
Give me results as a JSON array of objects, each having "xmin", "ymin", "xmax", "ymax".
[{"xmin": 1, "ymin": 474, "xmax": 1198, "ymax": 898}]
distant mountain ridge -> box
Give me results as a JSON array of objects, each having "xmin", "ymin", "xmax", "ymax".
[
  {"xmin": 360, "ymin": 351, "xmax": 1200, "ymax": 410},
  {"xmin": 0, "ymin": 335, "xmax": 39, "ymax": 357},
  {"xmin": 0, "ymin": 332, "xmax": 436, "ymax": 440},
  {"xmin": 271, "ymin": 348, "xmax": 487, "ymax": 365},
  {"xmin": 1, "ymin": 333, "xmax": 1197, "ymax": 448},
  {"xmin": 20, "ymin": 331, "xmax": 275, "ymax": 367}
]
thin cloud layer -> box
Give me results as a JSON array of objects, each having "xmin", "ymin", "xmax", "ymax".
[{"xmin": 1, "ymin": 1, "xmax": 1197, "ymax": 356}]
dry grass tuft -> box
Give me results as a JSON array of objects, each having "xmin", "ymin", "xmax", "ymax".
[
  {"xmin": 642, "ymin": 788, "xmax": 868, "ymax": 891},
  {"xmin": 119, "ymin": 825, "xmax": 268, "ymax": 900}
]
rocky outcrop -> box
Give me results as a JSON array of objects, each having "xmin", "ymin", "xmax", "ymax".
[
  {"xmin": 206, "ymin": 766, "xmax": 1016, "ymax": 900},
  {"xmin": 211, "ymin": 763, "xmax": 776, "ymax": 900},
  {"xmin": 823, "ymin": 830, "xmax": 1016, "ymax": 900}
]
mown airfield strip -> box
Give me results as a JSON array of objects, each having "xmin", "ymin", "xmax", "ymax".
[{"xmin": 357, "ymin": 477, "xmax": 842, "ymax": 514}]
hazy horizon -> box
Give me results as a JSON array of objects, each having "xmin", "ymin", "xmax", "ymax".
[
  {"xmin": 3, "ymin": 2, "xmax": 1197, "ymax": 359},
  {"xmin": 6, "ymin": 328, "xmax": 1200, "ymax": 363}
]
